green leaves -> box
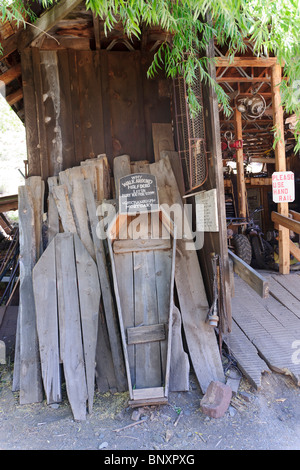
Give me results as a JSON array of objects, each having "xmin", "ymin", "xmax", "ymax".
[{"xmin": 1, "ymin": 0, "xmax": 300, "ymax": 148}]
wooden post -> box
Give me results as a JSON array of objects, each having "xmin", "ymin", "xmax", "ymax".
[
  {"xmin": 271, "ymin": 63, "xmax": 290, "ymax": 274},
  {"xmin": 234, "ymin": 108, "xmax": 247, "ymax": 218}
]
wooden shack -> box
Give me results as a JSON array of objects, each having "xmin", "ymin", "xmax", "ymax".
[{"xmin": 1, "ymin": 0, "xmax": 300, "ymax": 418}]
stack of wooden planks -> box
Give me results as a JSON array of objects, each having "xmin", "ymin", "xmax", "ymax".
[{"xmin": 14, "ymin": 152, "xmax": 224, "ymax": 420}]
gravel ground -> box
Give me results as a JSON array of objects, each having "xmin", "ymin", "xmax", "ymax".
[{"xmin": 0, "ymin": 362, "xmax": 299, "ymax": 453}]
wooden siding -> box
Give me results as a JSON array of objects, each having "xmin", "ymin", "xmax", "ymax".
[{"xmin": 21, "ymin": 48, "xmax": 172, "ymax": 179}]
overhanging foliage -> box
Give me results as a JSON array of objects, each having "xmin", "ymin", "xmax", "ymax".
[{"xmin": 1, "ymin": 0, "xmax": 300, "ymax": 149}]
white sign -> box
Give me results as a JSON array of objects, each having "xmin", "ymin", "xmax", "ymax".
[
  {"xmin": 195, "ymin": 188, "xmax": 219, "ymax": 232},
  {"xmin": 272, "ymin": 171, "xmax": 295, "ymax": 203}
]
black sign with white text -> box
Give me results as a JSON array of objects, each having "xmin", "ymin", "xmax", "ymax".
[{"xmin": 119, "ymin": 173, "xmax": 159, "ymax": 214}]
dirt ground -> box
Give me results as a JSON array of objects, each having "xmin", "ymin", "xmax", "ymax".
[{"xmin": 0, "ymin": 360, "xmax": 299, "ymax": 452}]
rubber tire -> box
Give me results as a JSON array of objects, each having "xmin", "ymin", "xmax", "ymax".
[
  {"xmin": 251, "ymin": 237, "xmax": 273, "ymax": 269},
  {"xmin": 232, "ymin": 234, "xmax": 252, "ymax": 265}
]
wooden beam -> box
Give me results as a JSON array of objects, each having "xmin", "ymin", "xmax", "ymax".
[
  {"xmin": 0, "ymin": 64, "xmax": 21, "ymax": 85},
  {"xmin": 271, "ymin": 212, "xmax": 300, "ymax": 235},
  {"xmin": 0, "ymin": 194, "xmax": 18, "ymax": 212},
  {"xmin": 234, "ymin": 108, "xmax": 247, "ymax": 218},
  {"xmin": 0, "ymin": 31, "xmax": 20, "ymax": 59},
  {"xmin": 215, "ymin": 57, "xmax": 279, "ymax": 68},
  {"xmin": 6, "ymin": 88, "xmax": 23, "ymax": 105},
  {"xmin": 290, "ymin": 239, "xmax": 300, "ymax": 262},
  {"xmin": 217, "ymin": 77, "xmax": 271, "ymax": 83},
  {"xmin": 92, "ymin": 13, "xmax": 101, "ymax": 50},
  {"xmin": 289, "ymin": 210, "xmax": 300, "ymax": 223},
  {"xmin": 271, "ymin": 63, "xmax": 289, "ymax": 274},
  {"xmin": 228, "ymin": 249, "xmax": 269, "ymax": 298},
  {"xmin": 18, "ymin": 0, "xmax": 84, "ymax": 50}
]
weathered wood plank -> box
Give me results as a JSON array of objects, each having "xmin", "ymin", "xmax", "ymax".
[
  {"xmin": 224, "ymin": 320, "xmax": 270, "ymax": 390},
  {"xmin": 47, "ymin": 176, "xmax": 59, "ymax": 244},
  {"xmin": 55, "ymin": 233, "xmax": 87, "ymax": 421},
  {"xmin": 81, "ymin": 155, "xmax": 110, "ymax": 203},
  {"xmin": 114, "ymin": 251, "xmax": 135, "ymax": 386},
  {"xmin": 232, "ymin": 276, "xmax": 300, "ymax": 385},
  {"xmin": 21, "ymin": 48, "xmax": 40, "ymax": 177},
  {"xmin": 83, "ymin": 179, "xmax": 127, "ymax": 392},
  {"xmin": 132, "ymin": 386, "xmax": 164, "ymax": 400},
  {"xmin": 271, "ymin": 273, "xmax": 300, "ymax": 303},
  {"xmin": 228, "ymin": 249, "xmax": 269, "ymax": 298},
  {"xmin": 95, "ymin": 304, "xmax": 118, "ymax": 393},
  {"xmin": 57, "ymin": 49, "xmax": 76, "ymax": 171},
  {"xmin": 153, "ymin": 225, "xmax": 173, "ymax": 381},
  {"xmin": 18, "ymin": 185, "xmax": 43, "ymax": 404},
  {"xmin": 160, "ymin": 150, "xmax": 185, "ymax": 197},
  {"xmin": 74, "ymin": 233, "xmax": 100, "ymax": 414},
  {"xmin": 12, "ymin": 309, "xmax": 20, "ymax": 392},
  {"xmin": 267, "ymin": 275, "xmax": 300, "ymax": 319},
  {"xmin": 152, "ymin": 123, "xmax": 175, "ymax": 162},
  {"xmin": 39, "ymin": 51, "xmax": 63, "ymax": 177},
  {"xmin": 113, "ymin": 238, "xmax": 171, "ymax": 253},
  {"xmin": 127, "ymin": 323, "xmax": 166, "ymax": 345},
  {"xmin": 150, "ymin": 156, "xmax": 225, "ymax": 393},
  {"xmin": 19, "ymin": 0, "xmax": 84, "ymax": 49},
  {"xmin": 77, "ymin": 51, "xmax": 105, "ymax": 159},
  {"xmin": 25, "ymin": 176, "xmax": 44, "ymax": 259},
  {"xmin": 169, "ymin": 306, "xmax": 190, "ymax": 392},
  {"xmin": 113, "ymin": 154, "xmax": 131, "ymax": 199},
  {"xmin": 134, "ymin": 250, "xmax": 162, "ymax": 389},
  {"xmin": 33, "ymin": 238, "xmax": 61, "ymax": 404},
  {"xmin": 63, "ymin": 166, "xmax": 95, "ymax": 259},
  {"xmin": 52, "ymin": 184, "xmax": 77, "ymax": 233},
  {"xmin": 31, "ymin": 47, "xmax": 49, "ymax": 181}
]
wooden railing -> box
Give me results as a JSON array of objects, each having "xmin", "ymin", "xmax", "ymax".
[{"xmin": 271, "ymin": 210, "xmax": 300, "ymax": 273}]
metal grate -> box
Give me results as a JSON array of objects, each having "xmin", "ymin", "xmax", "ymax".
[{"xmin": 173, "ymin": 70, "xmax": 208, "ymax": 192}]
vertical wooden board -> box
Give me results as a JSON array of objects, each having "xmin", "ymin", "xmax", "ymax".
[
  {"xmin": 141, "ymin": 53, "xmax": 172, "ymax": 162},
  {"xmin": 160, "ymin": 150, "xmax": 185, "ymax": 197},
  {"xmin": 55, "ymin": 233, "xmax": 87, "ymax": 421},
  {"xmin": 57, "ymin": 49, "xmax": 76, "ymax": 171},
  {"xmin": 25, "ymin": 176, "xmax": 44, "ymax": 259},
  {"xmin": 12, "ymin": 308, "xmax": 20, "ymax": 392},
  {"xmin": 39, "ymin": 51, "xmax": 63, "ymax": 177},
  {"xmin": 77, "ymin": 51, "xmax": 105, "ymax": 159},
  {"xmin": 65, "ymin": 167, "xmax": 95, "ymax": 259},
  {"xmin": 152, "ymin": 123, "xmax": 175, "ymax": 162},
  {"xmin": 104, "ymin": 51, "xmax": 147, "ymax": 160},
  {"xmin": 18, "ymin": 185, "xmax": 43, "ymax": 404},
  {"xmin": 47, "ymin": 175, "xmax": 59, "ymax": 244},
  {"xmin": 99, "ymin": 51, "xmax": 113, "ymax": 160},
  {"xmin": 21, "ymin": 48, "xmax": 40, "ymax": 177},
  {"xmin": 95, "ymin": 305, "xmax": 118, "ymax": 393},
  {"xmin": 169, "ymin": 306, "xmax": 190, "ymax": 392},
  {"xmin": 52, "ymin": 184, "xmax": 77, "ymax": 233},
  {"xmin": 68, "ymin": 49, "xmax": 84, "ymax": 164},
  {"xmin": 153, "ymin": 242, "xmax": 172, "ymax": 378},
  {"xmin": 31, "ymin": 48, "xmax": 49, "ymax": 181},
  {"xmin": 83, "ymin": 179, "xmax": 127, "ymax": 391},
  {"xmin": 81, "ymin": 156, "xmax": 110, "ymax": 203},
  {"xmin": 114, "ymin": 252, "xmax": 135, "ymax": 386},
  {"xmin": 113, "ymin": 154, "xmax": 131, "ymax": 199},
  {"xmin": 74, "ymin": 233, "xmax": 100, "ymax": 413},
  {"xmin": 33, "ymin": 238, "xmax": 61, "ymax": 404},
  {"xmin": 80, "ymin": 160, "xmax": 97, "ymax": 198},
  {"xmin": 133, "ymin": 250, "xmax": 162, "ymax": 389}
]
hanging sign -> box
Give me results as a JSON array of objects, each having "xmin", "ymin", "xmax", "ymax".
[
  {"xmin": 195, "ymin": 188, "xmax": 219, "ymax": 232},
  {"xmin": 119, "ymin": 173, "xmax": 159, "ymax": 214},
  {"xmin": 272, "ymin": 171, "xmax": 295, "ymax": 203}
]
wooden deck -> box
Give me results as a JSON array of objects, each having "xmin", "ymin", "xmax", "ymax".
[{"xmin": 225, "ymin": 270, "xmax": 300, "ymax": 389}]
